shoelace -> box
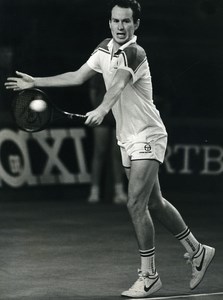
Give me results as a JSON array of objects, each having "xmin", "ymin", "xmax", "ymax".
[
  {"xmin": 129, "ymin": 277, "xmax": 143, "ymax": 291},
  {"xmin": 128, "ymin": 270, "xmax": 148, "ymax": 291}
]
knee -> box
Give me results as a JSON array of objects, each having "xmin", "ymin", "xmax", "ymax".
[
  {"xmin": 127, "ymin": 195, "xmax": 147, "ymax": 219},
  {"xmin": 148, "ymin": 196, "xmax": 166, "ymax": 211}
]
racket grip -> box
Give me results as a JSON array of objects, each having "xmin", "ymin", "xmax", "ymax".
[{"xmin": 74, "ymin": 113, "xmax": 86, "ymax": 118}]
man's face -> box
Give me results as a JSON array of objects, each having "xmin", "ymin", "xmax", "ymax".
[{"xmin": 109, "ymin": 5, "xmax": 139, "ymax": 49}]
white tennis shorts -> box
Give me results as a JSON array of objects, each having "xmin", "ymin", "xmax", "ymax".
[{"xmin": 118, "ymin": 135, "xmax": 167, "ymax": 168}]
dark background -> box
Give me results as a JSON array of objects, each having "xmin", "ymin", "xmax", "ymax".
[
  {"xmin": 0, "ymin": 4, "xmax": 222, "ymax": 299},
  {"xmin": 0, "ymin": 0, "xmax": 223, "ymax": 194},
  {"xmin": 1, "ymin": 0, "xmax": 223, "ymax": 119}
]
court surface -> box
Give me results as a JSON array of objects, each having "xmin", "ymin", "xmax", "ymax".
[{"xmin": 0, "ymin": 190, "xmax": 222, "ymax": 300}]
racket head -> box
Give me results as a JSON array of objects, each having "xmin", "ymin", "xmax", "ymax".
[{"xmin": 11, "ymin": 88, "xmax": 52, "ymax": 132}]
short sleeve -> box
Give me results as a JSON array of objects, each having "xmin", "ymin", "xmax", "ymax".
[
  {"xmin": 87, "ymin": 51, "xmax": 102, "ymax": 73},
  {"xmin": 117, "ymin": 45, "xmax": 148, "ymax": 83},
  {"xmin": 87, "ymin": 38, "xmax": 111, "ymax": 73}
]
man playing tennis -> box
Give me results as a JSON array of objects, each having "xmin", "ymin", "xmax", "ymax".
[{"xmin": 5, "ymin": 0, "xmax": 215, "ymax": 298}]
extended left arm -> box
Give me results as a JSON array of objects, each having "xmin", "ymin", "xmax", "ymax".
[{"xmin": 85, "ymin": 69, "xmax": 131, "ymax": 126}]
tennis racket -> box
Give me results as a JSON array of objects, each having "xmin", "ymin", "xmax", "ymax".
[{"xmin": 11, "ymin": 88, "xmax": 87, "ymax": 132}]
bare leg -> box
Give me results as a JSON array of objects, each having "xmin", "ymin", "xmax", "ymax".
[
  {"xmin": 124, "ymin": 161, "xmax": 215, "ymax": 295},
  {"xmin": 121, "ymin": 160, "xmax": 162, "ymax": 298},
  {"xmin": 127, "ymin": 159, "xmax": 159, "ymax": 249},
  {"xmin": 125, "ymin": 163, "xmax": 193, "ymax": 246},
  {"xmin": 148, "ymin": 176, "xmax": 187, "ymax": 235}
]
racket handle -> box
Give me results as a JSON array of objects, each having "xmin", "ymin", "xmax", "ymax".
[{"xmin": 73, "ymin": 113, "xmax": 86, "ymax": 118}]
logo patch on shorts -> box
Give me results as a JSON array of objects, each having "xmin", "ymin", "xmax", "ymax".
[
  {"xmin": 144, "ymin": 143, "xmax": 152, "ymax": 152},
  {"xmin": 139, "ymin": 142, "xmax": 152, "ymax": 154}
]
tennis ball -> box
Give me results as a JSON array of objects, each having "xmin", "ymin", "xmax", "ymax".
[{"xmin": 29, "ymin": 99, "xmax": 47, "ymax": 112}]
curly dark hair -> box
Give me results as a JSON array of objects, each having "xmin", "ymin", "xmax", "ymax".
[{"xmin": 109, "ymin": 0, "xmax": 141, "ymax": 23}]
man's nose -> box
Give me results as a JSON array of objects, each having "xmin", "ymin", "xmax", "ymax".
[{"xmin": 118, "ymin": 21, "xmax": 124, "ymax": 30}]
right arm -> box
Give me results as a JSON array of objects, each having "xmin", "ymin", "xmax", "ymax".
[{"xmin": 5, "ymin": 63, "xmax": 97, "ymax": 91}]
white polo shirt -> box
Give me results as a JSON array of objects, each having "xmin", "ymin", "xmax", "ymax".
[{"xmin": 87, "ymin": 36, "xmax": 167, "ymax": 143}]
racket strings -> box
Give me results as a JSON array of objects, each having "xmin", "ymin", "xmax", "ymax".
[
  {"xmin": 11, "ymin": 88, "xmax": 86, "ymax": 132},
  {"xmin": 12, "ymin": 90, "xmax": 51, "ymax": 132}
]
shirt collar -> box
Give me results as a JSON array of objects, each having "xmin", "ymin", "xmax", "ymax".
[{"xmin": 108, "ymin": 35, "xmax": 137, "ymax": 54}]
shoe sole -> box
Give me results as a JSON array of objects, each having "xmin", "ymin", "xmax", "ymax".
[{"xmin": 191, "ymin": 247, "xmax": 215, "ymax": 290}]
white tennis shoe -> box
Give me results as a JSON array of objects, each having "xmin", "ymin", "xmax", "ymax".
[
  {"xmin": 184, "ymin": 244, "xmax": 215, "ymax": 289},
  {"xmin": 121, "ymin": 270, "xmax": 162, "ymax": 298}
]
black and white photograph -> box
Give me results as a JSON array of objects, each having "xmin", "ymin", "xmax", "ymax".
[{"xmin": 0, "ymin": 0, "xmax": 223, "ymax": 299}]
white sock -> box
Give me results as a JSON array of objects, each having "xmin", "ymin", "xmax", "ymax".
[
  {"xmin": 175, "ymin": 227, "xmax": 200, "ymax": 257},
  {"xmin": 139, "ymin": 248, "xmax": 156, "ymax": 275}
]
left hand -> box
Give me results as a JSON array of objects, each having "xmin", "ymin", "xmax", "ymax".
[
  {"xmin": 85, "ymin": 109, "xmax": 106, "ymax": 126},
  {"xmin": 5, "ymin": 71, "xmax": 35, "ymax": 91}
]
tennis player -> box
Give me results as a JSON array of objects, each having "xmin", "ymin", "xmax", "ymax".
[{"xmin": 5, "ymin": 0, "xmax": 215, "ymax": 298}]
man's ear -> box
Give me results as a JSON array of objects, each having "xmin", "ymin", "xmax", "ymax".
[{"xmin": 134, "ymin": 19, "xmax": 140, "ymax": 31}]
